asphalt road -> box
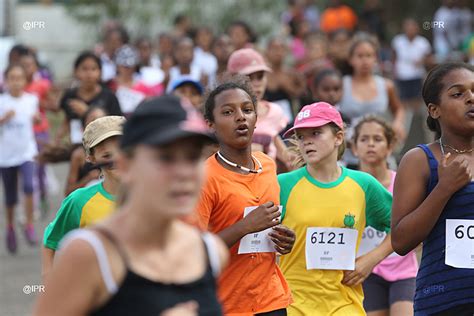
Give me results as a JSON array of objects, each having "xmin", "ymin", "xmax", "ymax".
[{"xmin": 0, "ymin": 162, "xmax": 69, "ymax": 316}]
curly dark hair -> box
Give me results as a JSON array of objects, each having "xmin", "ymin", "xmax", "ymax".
[{"xmin": 204, "ymin": 74, "xmax": 258, "ymax": 122}]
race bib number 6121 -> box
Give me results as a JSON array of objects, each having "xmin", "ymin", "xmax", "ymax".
[{"xmin": 305, "ymin": 227, "xmax": 358, "ymax": 270}]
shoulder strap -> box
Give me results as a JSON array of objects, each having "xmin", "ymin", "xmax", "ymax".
[
  {"xmin": 93, "ymin": 226, "xmax": 130, "ymax": 266},
  {"xmin": 59, "ymin": 229, "xmax": 119, "ymax": 295},
  {"xmin": 201, "ymin": 232, "xmax": 221, "ymax": 278},
  {"xmin": 416, "ymin": 144, "xmax": 438, "ymax": 193}
]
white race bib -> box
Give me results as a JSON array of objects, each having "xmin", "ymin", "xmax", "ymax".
[
  {"xmin": 306, "ymin": 227, "xmax": 358, "ymax": 270},
  {"xmin": 357, "ymin": 226, "xmax": 398, "ymax": 259},
  {"xmin": 70, "ymin": 119, "xmax": 83, "ymax": 144},
  {"xmin": 446, "ymin": 219, "xmax": 474, "ymax": 269},
  {"xmin": 238, "ymin": 206, "xmax": 282, "ymax": 254}
]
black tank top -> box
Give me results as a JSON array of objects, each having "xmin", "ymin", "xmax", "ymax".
[
  {"xmin": 90, "ymin": 228, "xmax": 223, "ymax": 316},
  {"xmin": 264, "ymin": 87, "xmax": 291, "ymax": 103}
]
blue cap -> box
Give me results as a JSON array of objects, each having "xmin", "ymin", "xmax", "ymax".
[{"xmin": 170, "ymin": 77, "xmax": 204, "ymax": 95}]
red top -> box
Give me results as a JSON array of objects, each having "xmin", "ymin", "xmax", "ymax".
[{"xmin": 25, "ymin": 78, "xmax": 51, "ymax": 133}]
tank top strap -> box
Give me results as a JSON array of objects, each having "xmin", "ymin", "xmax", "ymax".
[
  {"xmin": 417, "ymin": 144, "xmax": 439, "ymax": 193},
  {"xmin": 374, "ymin": 75, "xmax": 387, "ymax": 93},
  {"xmin": 93, "ymin": 226, "xmax": 130, "ymax": 267},
  {"xmin": 59, "ymin": 229, "xmax": 119, "ymax": 295},
  {"xmin": 374, "ymin": 75, "xmax": 388, "ymax": 106},
  {"xmin": 342, "ymin": 75, "xmax": 352, "ymax": 98},
  {"xmin": 201, "ymin": 232, "xmax": 221, "ymax": 278}
]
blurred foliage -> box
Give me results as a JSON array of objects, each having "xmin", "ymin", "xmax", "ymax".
[
  {"xmin": 64, "ymin": 0, "xmax": 287, "ymax": 41},
  {"xmin": 62, "ymin": 0, "xmax": 472, "ymax": 43}
]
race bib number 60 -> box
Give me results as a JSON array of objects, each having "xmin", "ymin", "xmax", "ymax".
[
  {"xmin": 305, "ymin": 227, "xmax": 358, "ymax": 270},
  {"xmin": 446, "ymin": 219, "xmax": 474, "ymax": 269}
]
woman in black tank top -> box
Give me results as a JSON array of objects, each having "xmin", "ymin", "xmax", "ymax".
[{"xmin": 34, "ymin": 95, "xmax": 228, "ymax": 316}]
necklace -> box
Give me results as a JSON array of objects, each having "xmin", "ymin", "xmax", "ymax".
[
  {"xmin": 217, "ymin": 151, "xmax": 263, "ymax": 174},
  {"xmin": 438, "ymin": 138, "xmax": 474, "ymax": 155}
]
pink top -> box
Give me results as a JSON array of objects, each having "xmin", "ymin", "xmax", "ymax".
[
  {"xmin": 291, "ymin": 38, "xmax": 306, "ymax": 61},
  {"xmin": 372, "ymin": 170, "xmax": 419, "ymax": 281},
  {"xmin": 253, "ymin": 101, "xmax": 288, "ymax": 160}
]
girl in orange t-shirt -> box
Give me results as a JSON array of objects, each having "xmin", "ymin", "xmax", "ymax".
[{"xmin": 196, "ymin": 76, "xmax": 295, "ymax": 315}]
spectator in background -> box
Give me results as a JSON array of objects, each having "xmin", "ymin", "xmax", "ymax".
[
  {"xmin": 212, "ymin": 34, "xmax": 233, "ymax": 78},
  {"xmin": 462, "ymin": 31, "xmax": 474, "ymax": 64},
  {"xmin": 320, "ymin": 0, "xmax": 358, "ymax": 34},
  {"xmin": 155, "ymin": 33, "xmax": 176, "ymax": 85},
  {"xmin": 27, "ymin": 47, "xmax": 54, "ymax": 82},
  {"xmin": 156, "ymin": 32, "xmax": 174, "ymax": 60},
  {"xmin": 63, "ymin": 107, "xmax": 106, "ymax": 196},
  {"xmin": 135, "ymin": 37, "xmax": 160, "ymax": 70},
  {"xmin": 392, "ymin": 18, "xmax": 433, "ymax": 153},
  {"xmin": 297, "ymin": 32, "xmax": 334, "ymax": 105},
  {"xmin": 115, "ymin": 45, "xmax": 163, "ymax": 97},
  {"xmin": 309, "ymin": 68, "xmax": 352, "ymax": 126},
  {"xmin": 302, "ymin": 0, "xmax": 321, "ymax": 31},
  {"xmin": 20, "ymin": 50, "xmax": 53, "ymax": 212},
  {"xmin": 57, "ymin": 52, "xmax": 121, "ymax": 145},
  {"xmin": 282, "ymin": 0, "xmax": 320, "ymax": 32},
  {"xmin": 433, "ymin": 0, "xmax": 458, "ymax": 62},
  {"xmin": 328, "ymin": 29, "xmax": 353, "ymax": 75},
  {"xmin": 392, "ymin": 18, "xmax": 431, "ymax": 111},
  {"xmin": 172, "ymin": 13, "xmax": 194, "ymax": 39},
  {"xmin": 227, "ymin": 48, "xmax": 292, "ymax": 169},
  {"xmin": 100, "ymin": 26, "xmax": 129, "ymax": 83},
  {"xmin": 167, "ymin": 37, "xmax": 206, "ymax": 93},
  {"xmin": 264, "ymin": 37, "xmax": 306, "ymax": 122},
  {"xmin": 339, "ymin": 34, "xmax": 406, "ymax": 168},
  {"xmin": 108, "ymin": 45, "xmax": 147, "ymax": 116},
  {"xmin": 0, "ymin": 44, "xmax": 29, "ymax": 92},
  {"xmin": 310, "ymin": 68, "xmax": 343, "ymax": 110},
  {"xmin": 193, "ymin": 26, "xmax": 218, "ymax": 87},
  {"xmin": 289, "ymin": 18, "xmax": 311, "ymax": 62},
  {"xmin": 8, "ymin": 44, "xmax": 29, "ymax": 65},
  {"xmin": 281, "ymin": 0, "xmax": 305, "ymax": 28},
  {"xmin": 359, "ymin": 0, "xmax": 386, "ymax": 43},
  {"xmin": 456, "ymin": 0, "xmax": 473, "ymax": 53},
  {"xmin": 134, "ymin": 37, "xmax": 165, "ymax": 97},
  {"xmin": 170, "ymin": 77, "xmax": 205, "ymax": 111},
  {"xmin": 93, "ymin": 20, "xmax": 122, "ymax": 55},
  {"xmin": 0, "ymin": 64, "xmax": 41, "ymax": 253},
  {"xmin": 227, "ymin": 20, "xmax": 256, "ymax": 51}
]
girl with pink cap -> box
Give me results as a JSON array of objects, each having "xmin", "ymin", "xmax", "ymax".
[
  {"xmin": 277, "ymin": 102, "xmax": 394, "ymax": 315},
  {"xmin": 227, "ymin": 48, "xmax": 292, "ymax": 171}
]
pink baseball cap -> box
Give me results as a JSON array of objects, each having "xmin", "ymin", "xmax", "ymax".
[
  {"xmin": 283, "ymin": 102, "xmax": 344, "ymax": 138},
  {"xmin": 227, "ymin": 48, "xmax": 272, "ymax": 75}
]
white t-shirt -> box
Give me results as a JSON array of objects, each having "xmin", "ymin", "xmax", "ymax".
[
  {"xmin": 392, "ymin": 34, "xmax": 431, "ymax": 80},
  {"xmin": 166, "ymin": 65, "xmax": 203, "ymax": 93},
  {"xmin": 192, "ymin": 47, "xmax": 217, "ymax": 86},
  {"xmin": 0, "ymin": 92, "xmax": 39, "ymax": 167},
  {"xmin": 100, "ymin": 53, "xmax": 116, "ymax": 82},
  {"xmin": 433, "ymin": 6, "xmax": 456, "ymax": 57}
]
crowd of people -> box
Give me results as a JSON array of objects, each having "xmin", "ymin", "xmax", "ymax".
[{"xmin": 0, "ymin": 0, "xmax": 473, "ymax": 315}]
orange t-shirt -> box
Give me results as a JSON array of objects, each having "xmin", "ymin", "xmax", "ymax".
[
  {"xmin": 320, "ymin": 5, "xmax": 358, "ymax": 34},
  {"xmin": 197, "ymin": 152, "xmax": 292, "ymax": 315}
]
